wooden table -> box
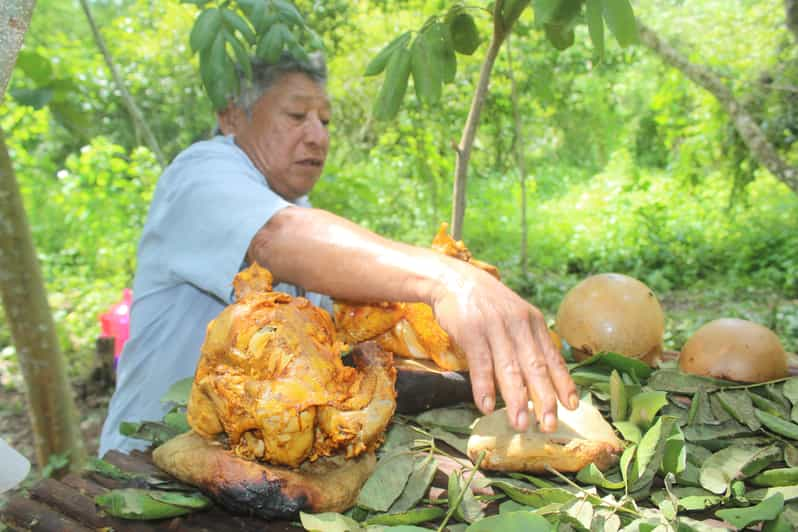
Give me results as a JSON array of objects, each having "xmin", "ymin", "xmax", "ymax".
[{"xmin": 0, "ymin": 450, "xmax": 299, "ymax": 532}]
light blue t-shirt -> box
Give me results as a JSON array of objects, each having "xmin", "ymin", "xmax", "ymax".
[{"xmin": 99, "ymin": 136, "xmax": 330, "ymax": 455}]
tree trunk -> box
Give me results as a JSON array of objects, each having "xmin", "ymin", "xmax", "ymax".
[
  {"xmin": 0, "ymin": 0, "xmax": 36, "ymax": 98},
  {"xmin": 0, "ymin": 129, "xmax": 85, "ymax": 470},
  {"xmin": 506, "ymin": 36, "xmax": 529, "ymax": 276},
  {"xmin": 78, "ymin": 0, "xmax": 166, "ymax": 167},
  {"xmin": 638, "ymin": 21, "xmax": 798, "ymax": 195},
  {"xmin": 787, "ymin": 0, "xmax": 798, "ymax": 44},
  {"xmin": 451, "ymin": 1, "xmax": 530, "ymax": 239}
]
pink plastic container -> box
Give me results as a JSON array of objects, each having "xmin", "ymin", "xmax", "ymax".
[{"xmin": 100, "ymin": 288, "xmax": 132, "ymax": 365}]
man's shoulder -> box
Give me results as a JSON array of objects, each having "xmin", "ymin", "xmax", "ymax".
[{"xmin": 173, "ymin": 136, "xmax": 245, "ymax": 167}]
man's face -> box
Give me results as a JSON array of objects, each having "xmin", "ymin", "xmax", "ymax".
[{"xmin": 235, "ymin": 72, "xmax": 331, "ymax": 201}]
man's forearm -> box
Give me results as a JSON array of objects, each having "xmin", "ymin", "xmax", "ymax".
[{"xmin": 247, "ymin": 206, "xmax": 459, "ymax": 304}]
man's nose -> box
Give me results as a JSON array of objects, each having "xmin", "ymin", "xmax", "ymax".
[{"xmin": 304, "ymin": 115, "xmax": 328, "ymax": 147}]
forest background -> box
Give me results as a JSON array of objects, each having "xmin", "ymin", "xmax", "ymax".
[{"xmin": 1, "ymin": 0, "xmax": 797, "ymax": 466}]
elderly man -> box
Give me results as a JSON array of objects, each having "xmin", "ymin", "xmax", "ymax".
[{"xmin": 99, "ymin": 54, "xmax": 577, "ymax": 455}]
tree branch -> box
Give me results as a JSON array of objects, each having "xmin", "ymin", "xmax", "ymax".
[
  {"xmin": 78, "ymin": 0, "xmax": 166, "ymax": 167},
  {"xmin": 0, "ymin": 0, "xmax": 36, "ymax": 100},
  {"xmin": 638, "ymin": 20, "xmax": 798, "ymax": 195}
]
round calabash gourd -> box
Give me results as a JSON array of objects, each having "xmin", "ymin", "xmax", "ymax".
[
  {"xmin": 679, "ymin": 318, "xmax": 788, "ymax": 383},
  {"xmin": 555, "ymin": 273, "xmax": 665, "ymax": 366}
]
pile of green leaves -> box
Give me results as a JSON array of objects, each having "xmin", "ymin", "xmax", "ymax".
[
  {"xmin": 301, "ymin": 353, "xmax": 798, "ymax": 531},
  {"xmin": 91, "ymin": 378, "xmax": 210, "ymax": 519}
]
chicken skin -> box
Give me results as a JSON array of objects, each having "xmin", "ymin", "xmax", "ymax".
[
  {"xmin": 334, "ymin": 223, "xmax": 499, "ymax": 372},
  {"xmin": 187, "ymin": 264, "xmax": 396, "ymax": 468}
]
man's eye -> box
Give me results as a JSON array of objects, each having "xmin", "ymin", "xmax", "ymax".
[
  {"xmin": 321, "ymin": 119, "xmax": 330, "ymax": 128},
  {"xmin": 288, "ymin": 112, "xmax": 305, "ymax": 121}
]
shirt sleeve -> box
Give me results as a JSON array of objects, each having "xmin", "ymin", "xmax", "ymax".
[{"xmin": 144, "ymin": 140, "xmax": 293, "ymax": 303}]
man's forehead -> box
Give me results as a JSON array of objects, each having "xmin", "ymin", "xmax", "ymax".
[{"xmin": 286, "ymin": 92, "xmax": 331, "ymax": 108}]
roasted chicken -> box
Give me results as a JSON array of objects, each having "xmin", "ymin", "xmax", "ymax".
[
  {"xmin": 187, "ymin": 264, "xmax": 397, "ymax": 468},
  {"xmin": 334, "ymin": 223, "xmax": 499, "ymax": 372}
]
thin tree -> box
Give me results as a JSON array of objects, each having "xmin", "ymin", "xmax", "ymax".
[
  {"xmin": 505, "ymin": 35, "xmax": 529, "ymax": 275},
  {"xmin": 0, "ymin": 0, "xmax": 85, "ymax": 470},
  {"xmin": 78, "ymin": 0, "xmax": 166, "ymax": 167},
  {"xmin": 638, "ymin": 21, "xmax": 798, "ymax": 195}
]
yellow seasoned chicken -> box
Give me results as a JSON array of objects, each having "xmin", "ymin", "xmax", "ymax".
[
  {"xmin": 187, "ymin": 264, "xmax": 396, "ymax": 468},
  {"xmin": 334, "ymin": 223, "xmax": 499, "ymax": 372}
]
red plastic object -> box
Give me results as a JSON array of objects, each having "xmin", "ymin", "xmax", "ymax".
[{"xmin": 100, "ymin": 288, "xmax": 132, "ymax": 364}]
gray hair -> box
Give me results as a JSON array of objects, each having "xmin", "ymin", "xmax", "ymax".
[{"xmin": 235, "ymin": 52, "xmax": 327, "ymax": 116}]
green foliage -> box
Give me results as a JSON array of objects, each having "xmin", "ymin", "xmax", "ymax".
[{"xmin": 0, "ymin": 0, "xmax": 796, "ymax": 388}]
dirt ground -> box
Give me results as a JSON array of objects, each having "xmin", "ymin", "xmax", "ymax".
[{"xmin": 0, "ymin": 372, "xmax": 112, "ymax": 484}]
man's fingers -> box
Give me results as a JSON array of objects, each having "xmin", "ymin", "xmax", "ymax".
[
  {"xmin": 463, "ymin": 329, "xmax": 496, "ymax": 416},
  {"xmin": 534, "ymin": 321, "xmax": 579, "ymax": 410},
  {"xmin": 488, "ymin": 323, "xmax": 530, "ymax": 432}
]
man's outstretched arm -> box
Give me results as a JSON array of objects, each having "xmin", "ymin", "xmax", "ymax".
[{"xmin": 247, "ymin": 206, "xmax": 578, "ymax": 432}]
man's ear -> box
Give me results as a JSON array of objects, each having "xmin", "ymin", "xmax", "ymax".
[{"xmin": 217, "ymin": 103, "xmax": 248, "ymax": 136}]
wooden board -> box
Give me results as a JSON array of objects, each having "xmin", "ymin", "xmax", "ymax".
[{"xmin": 0, "ymin": 450, "xmax": 299, "ymax": 532}]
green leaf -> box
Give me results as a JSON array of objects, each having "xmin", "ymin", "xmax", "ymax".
[
  {"xmin": 464, "ymin": 511, "xmax": 553, "ymax": 531},
  {"xmin": 221, "ymin": 8, "xmax": 256, "ymax": 44},
  {"xmin": 756, "ymin": 408, "xmax": 798, "ymax": 440},
  {"xmin": 273, "ymin": 0, "xmax": 305, "ymax": 27},
  {"xmin": 430, "ymin": 428, "xmax": 468, "ymax": 455},
  {"xmin": 559, "ymin": 497, "xmax": 594, "ymax": 530},
  {"xmin": 491, "ymin": 481, "xmax": 577, "ymax": 508},
  {"xmin": 163, "ymin": 411, "xmax": 191, "ymax": 434},
  {"xmin": 501, "ymin": 0, "xmax": 531, "ymax": 27},
  {"xmin": 751, "ymin": 467, "xmax": 798, "ymax": 487},
  {"xmin": 85, "ymin": 458, "xmax": 141, "ymax": 481},
  {"xmin": 426, "ymin": 21, "xmax": 456, "ymax": 86},
  {"xmin": 716, "ymin": 493, "xmax": 784, "ymax": 529},
  {"xmin": 449, "ymin": 470, "xmax": 484, "ymax": 523},
  {"xmin": 629, "ymin": 391, "xmax": 669, "ymax": 429},
  {"xmin": 687, "ymin": 389, "xmax": 716, "ymax": 426},
  {"xmin": 256, "ymin": 23, "xmax": 287, "ymax": 64},
  {"xmin": 190, "ymin": 7, "xmax": 222, "ymax": 53},
  {"xmin": 544, "ymin": 23, "xmax": 574, "ymax": 50},
  {"xmin": 715, "ymin": 390, "xmax": 760, "ymax": 431},
  {"xmin": 9, "ymin": 87, "xmax": 53, "ymax": 109},
  {"xmin": 532, "ymin": 0, "xmax": 560, "ymax": 25},
  {"xmin": 365, "ymin": 507, "xmax": 445, "ymax": 526},
  {"xmin": 119, "ymin": 421, "xmax": 180, "ymax": 445},
  {"xmin": 94, "ymin": 489, "xmax": 198, "ymax": 520},
  {"xmin": 300, "ymin": 511, "xmax": 363, "ymax": 532},
  {"xmin": 373, "ymin": 46, "xmax": 412, "ymax": 121},
  {"xmin": 572, "ymin": 352, "xmax": 653, "ymax": 380},
  {"xmin": 683, "ymin": 419, "xmax": 751, "ymax": 443},
  {"xmin": 448, "ymin": 12, "xmax": 480, "ymax": 55},
  {"xmin": 651, "ymin": 487, "xmax": 722, "ymax": 511},
  {"xmin": 586, "ymin": 0, "xmax": 604, "ymax": 61},
  {"xmin": 382, "ymin": 423, "xmax": 422, "ymax": 452},
  {"xmin": 226, "ymin": 31, "xmax": 253, "ymax": 81},
  {"xmin": 601, "ymin": 0, "xmax": 639, "ymax": 47},
  {"xmin": 661, "ymin": 422, "xmax": 686, "ymax": 475},
  {"xmin": 364, "ymin": 32, "xmax": 411, "ymax": 77},
  {"xmin": 700, "ymin": 445, "xmax": 782, "ymax": 494},
  {"xmin": 647, "ymin": 369, "xmax": 733, "ymax": 394},
  {"xmin": 576, "ymin": 463, "xmax": 625, "ymax": 490},
  {"xmin": 416, "ymin": 406, "xmax": 478, "ymax": 434},
  {"xmin": 411, "ymin": 31, "xmax": 442, "ymax": 106},
  {"xmin": 619, "ymin": 443, "xmax": 637, "ymax": 491},
  {"xmin": 161, "ymin": 377, "xmax": 193, "ymax": 406},
  {"xmin": 356, "ymin": 451, "xmax": 415, "ymax": 511},
  {"xmin": 785, "ymin": 444, "xmax": 798, "ymax": 467},
  {"xmin": 390, "ymin": 455, "xmax": 438, "ymax": 512},
  {"xmin": 613, "ymin": 421, "xmax": 642, "ymax": 443},
  {"xmin": 147, "ymin": 490, "xmax": 210, "ymax": 509},
  {"xmin": 631, "ymin": 416, "xmax": 677, "ymax": 493},
  {"xmin": 783, "ymin": 378, "xmax": 798, "ymax": 405},
  {"xmin": 200, "ymin": 32, "xmax": 236, "ymax": 110},
  {"xmin": 15, "ymin": 51, "xmax": 53, "ymax": 85},
  {"xmin": 749, "ymin": 486, "xmax": 798, "ymax": 503},
  {"xmin": 609, "ymin": 370, "xmax": 628, "ymax": 422}
]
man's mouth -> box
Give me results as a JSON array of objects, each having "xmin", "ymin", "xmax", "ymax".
[{"xmin": 296, "ymin": 158, "xmax": 323, "ymax": 167}]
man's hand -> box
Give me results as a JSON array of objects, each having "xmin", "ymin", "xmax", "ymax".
[{"xmin": 430, "ymin": 261, "xmax": 578, "ymax": 433}]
